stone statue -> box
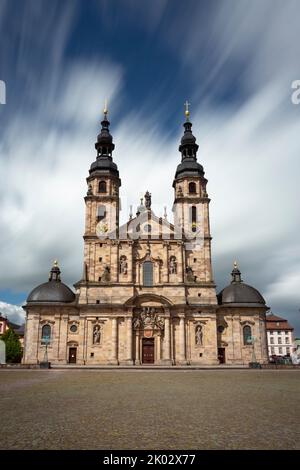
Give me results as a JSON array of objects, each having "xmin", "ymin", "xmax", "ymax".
[
  {"xmin": 102, "ymin": 266, "xmax": 111, "ymax": 282},
  {"xmin": 133, "ymin": 317, "xmax": 141, "ymax": 329},
  {"xmin": 177, "ymin": 186, "xmax": 183, "ymax": 197},
  {"xmin": 87, "ymin": 183, "xmax": 93, "ymax": 196},
  {"xmin": 144, "ymin": 191, "xmax": 151, "ymax": 209},
  {"xmin": 112, "ymin": 184, "xmax": 118, "ymax": 196},
  {"xmin": 169, "ymin": 256, "xmax": 177, "ymax": 274},
  {"xmin": 93, "ymin": 325, "xmax": 101, "ymax": 344},
  {"xmin": 186, "ymin": 266, "xmax": 195, "ymax": 282},
  {"xmin": 195, "ymin": 325, "xmax": 203, "ymax": 346},
  {"xmin": 119, "ymin": 256, "xmax": 128, "ymax": 274}
]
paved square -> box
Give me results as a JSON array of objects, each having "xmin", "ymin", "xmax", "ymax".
[{"xmin": 0, "ymin": 370, "xmax": 299, "ymax": 449}]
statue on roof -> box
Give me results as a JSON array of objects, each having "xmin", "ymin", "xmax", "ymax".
[{"xmin": 144, "ymin": 191, "xmax": 151, "ymax": 209}]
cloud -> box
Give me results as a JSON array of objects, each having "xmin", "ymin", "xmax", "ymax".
[
  {"xmin": 0, "ymin": 0, "xmax": 299, "ymax": 335},
  {"xmin": 0, "ymin": 301, "xmax": 25, "ymax": 326}
]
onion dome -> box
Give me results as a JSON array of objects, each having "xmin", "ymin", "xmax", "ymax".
[
  {"xmin": 217, "ymin": 262, "xmax": 266, "ymax": 306},
  {"xmin": 27, "ymin": 261, "xmax": 75, "ymax": 303},
  {"xmin": 89, "ymin": 103, "xmax": 120, "ymax": 179},
  {"xmin": 174, "ymin": 101, "xmax": 204, "ymax": 181}
]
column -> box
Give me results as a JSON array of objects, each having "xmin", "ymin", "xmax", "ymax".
[
  {"xmin": 156, "ymin": 335, "xmax": 161, "ymax": 363},
  {"xmin": 126, "ymin": 316, "xmax": 133, "ymax": 364},
  {"xmin": 178, "ymin": 242, "xmax": 184, "ymax": 282},
  {"xmin": 178, "ymin": 315, "xmax": 187, "ymax": 364},
  {"xmin": 163, "ymin": 242, "xmax": 169, "ymax": 283},
  {"xmin": 163, "ymin": 316, "xmax": 172, "ymax": 364},
  {"xmin": 111, "ymin": 317, "xmax": 118, "ymax": 364},
  {"xmin": 135, "ymin": 331, "xmax": 140, "ymax": 365},
  {"xmin": 128, "ymin": 241, "xmax": 133, "ymax": 283}
]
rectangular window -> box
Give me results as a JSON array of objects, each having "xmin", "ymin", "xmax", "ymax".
[
  {"xmin": 278, "ymin": 337, "xmax": 282, "ymax": 344},
  {"xmin": 285, "ymin": 337, "xmax": 289, "ymax": 344},
  {"xmin": 278, "ymin": 347, "xmax": 283, "ymax": 354},
  {"xmin": 286, "ymin": 347, "xmax": 290, "ymax": 354},
  {"xmin": 270, "ymin": 337, "xmax": 274, "ymax": 344},
  {"xmin": 271, "ymin": 347, "xmax": 275, "ymax": 354}
]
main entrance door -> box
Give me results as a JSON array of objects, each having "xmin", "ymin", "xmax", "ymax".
[
  {"xmin": 142, "ymin": 338, "xmax": 154, "ymax": 364},
  {"xmin": 69, "ymin": 347, "xmax": 77, "ymax": 364}
]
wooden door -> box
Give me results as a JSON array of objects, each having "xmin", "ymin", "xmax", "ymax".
[
  {"xmin": 69, "ymin": 347, "xmax": 77, "ymax": 364},
  {"xmin": 218, "ymin": 347, "xmax": 225, "ymax": 364},
  {"xmin": 142, "ymin": 338, "xmax": 154, "ymax": 364}
]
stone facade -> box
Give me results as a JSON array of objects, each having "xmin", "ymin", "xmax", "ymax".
[{"xmin": 23, "ymin": 109, "xmax": 269, "ymax": 366}]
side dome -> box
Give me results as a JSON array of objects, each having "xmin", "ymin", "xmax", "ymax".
[
  {"xmin": 27, "ymin": 262, "xmax": 75, "ymax": 303},
  {"xmin": 218, "ymin": 263, "xmax": 266, "ymax": 305}
]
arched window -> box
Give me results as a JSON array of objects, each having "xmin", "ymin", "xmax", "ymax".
[
  {"xmin": 143, "ymin": 261, "xmax": 153, "ymax": 287},
  {"xmin": 97, "ymin": 205, "xmax": 106, "ymax": 221},
  {"xmin": 98, "ymin": 181, "xmax": 106, "ymax": 193},
  {"xmin": 191, "ymin": 206, "xmax": 197, "ymax": 232},
  {"xmin": 41, "ymin": 324, "xmax": 51, "ymax": 344},
  {"xmin": 243, "ymin": 325, "xmax": 252, "ymax": 345},
  {"xmin": 189, "ymin": 182, "xmax": 196, "ymax": 194}
]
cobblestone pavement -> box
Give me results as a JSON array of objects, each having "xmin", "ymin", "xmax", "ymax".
[{"xmin": 0, "ymin": 370, "xmax": 299, "ymax": 450}]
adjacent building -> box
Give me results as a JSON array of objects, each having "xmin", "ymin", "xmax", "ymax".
[
  {"xmin": 23, "ymin": 106, "xmax": 269, "ymax": 366},
  {"xmin": 266, "ymin": 314, "xmax": 294, "ymax": 357}
]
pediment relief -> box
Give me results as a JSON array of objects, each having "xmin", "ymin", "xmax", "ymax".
[{"xmin": 133, "ymin": 307, "xmax": 165, "ymax": 331}]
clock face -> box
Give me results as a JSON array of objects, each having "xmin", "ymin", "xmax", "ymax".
[{"xmin": 96, "ymin": 221, "xmax": 109, "ymax": 238}]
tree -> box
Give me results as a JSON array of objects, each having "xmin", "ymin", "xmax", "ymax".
[{"xmin": 1, "ymin": 328, "xmax": 22, "ymax": 363}]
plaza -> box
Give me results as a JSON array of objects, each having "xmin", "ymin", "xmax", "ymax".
[{"xmin": 0, "ymin": 370, "xmax": 299, "ymax": 450}]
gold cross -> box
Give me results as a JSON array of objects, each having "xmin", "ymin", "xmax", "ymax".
[
  {"xmin": 184, "ymin": 100, "xmax": 190, "ymax": 119},
  {"xmin": 103, "ymin": 99, "xmax": 108, "ymax": 117}
]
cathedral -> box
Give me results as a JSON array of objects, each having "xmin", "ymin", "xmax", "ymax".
[{"xmin": 23, "ymin": 105, "xmax": 269, "ymax": 366}]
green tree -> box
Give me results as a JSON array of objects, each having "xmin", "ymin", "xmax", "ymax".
[{"xmin": 1, "ymin": 328, "xmax": 22, "ymax": 363}]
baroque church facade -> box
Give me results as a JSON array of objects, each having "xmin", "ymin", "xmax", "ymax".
[{"xmin": 23, "ymin": 106, "xmax": 269, "ymax": 366}]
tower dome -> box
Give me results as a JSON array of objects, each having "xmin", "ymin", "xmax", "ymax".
[
  {"xmin": 89, "ymin": 104, "xmax": 120, "ymax": 178},
  {"xmin": 217, "ymin": 262, "xmax": 266, "ymax": 306},
  {"xmin": 27, "ymin": 261, "xmax": 76, "ymax": 303}
]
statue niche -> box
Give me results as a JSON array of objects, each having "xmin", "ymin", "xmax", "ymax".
[
  {"xmin": 119, "ymin": 255, "xmax": 128, "ymax": 275},
  {"xmin": 186, "ymin": 266, "xmax": 195, "ymax": 282},
  {"xmin": 93, "ymin": 325, "xmax": 101, "ymax": 344},
  {"xmin": 169, "ymin": 256, "xmax": 177, "ymax": 274},
  {"xmin": 102, "ymin": 266, "xmax": 111, "ymax": 282},
  {"xmin": 195, "ymin": 325, "xmax": 203, "ymax": 346}
]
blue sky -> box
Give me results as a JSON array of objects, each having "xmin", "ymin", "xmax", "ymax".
[{"xmin": 0, "ymin": 0, "xmax": 299, "ymax": 333}]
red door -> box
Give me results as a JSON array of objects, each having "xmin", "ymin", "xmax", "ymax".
[{"xmin": 142, "ymin": 338, "xmax": 154, "ymax": 364}]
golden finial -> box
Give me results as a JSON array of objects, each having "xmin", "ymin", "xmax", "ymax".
[
  {"xmin": 103, "ymin": 99, "xmax": 108, "ymax": 117},
  {"xmin": 184, "ymin": 100, "xmax": 190, "ymax": 120},
  {"xmin": 53, "ymin": 260, "xmax": 59, "ymax": 267},
  {"xmin": 233, "ymin": 260, "xmax": 238, "ymax": 269}
]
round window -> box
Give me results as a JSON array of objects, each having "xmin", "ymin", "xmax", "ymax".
[
  {"xmin": 70, "ymin": 324, "xmax": 78, "ymax": 333},
  {"xmin": 217, "ymin": 325, "xmax": 225, "ymax": 333}
]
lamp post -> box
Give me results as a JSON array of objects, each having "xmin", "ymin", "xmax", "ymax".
[
  {"xmin": 40, "ymin": 335, "xmax": 51, "ymax": 368},
  {"xmin": 248, "ymin": 335, "xmax": 261, "ymax": 368}
]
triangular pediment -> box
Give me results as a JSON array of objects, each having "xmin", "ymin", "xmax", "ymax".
[{"xmin": 118, "ymin": 209, "xmax": 176, "ymax": 240}]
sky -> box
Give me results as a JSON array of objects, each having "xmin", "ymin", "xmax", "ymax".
[{"xmin": 0, "ymin": 0, "xmax": 299, "ymax": 334}]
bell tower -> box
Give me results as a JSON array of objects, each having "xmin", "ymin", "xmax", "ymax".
[
  {"xmin": 83, "ymin": 103, "xmax": 121, "ymax": 283},
  {"xmin": 173, "ymin": 102, "xmax": 214, "ymax": 287},
  {"xmin": 85, "ymin": 103, "xmax": 121, "ymax": 237}
]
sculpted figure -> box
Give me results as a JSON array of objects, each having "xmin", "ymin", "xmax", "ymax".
[
  {"xmin": 195, "ymin": 325, "xmax": 203, "ymax": 346},
  {"xmin": 93, "ymin": 325, "xmax": 101, "ymax": 344}
]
